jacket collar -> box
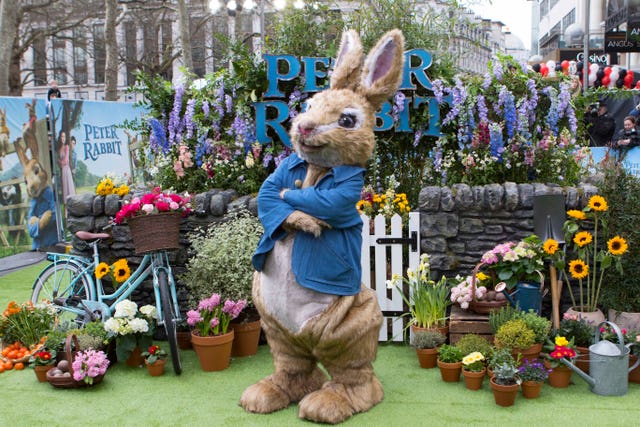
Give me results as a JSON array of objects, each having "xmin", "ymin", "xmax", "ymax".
[{"xmin": 287, "ymin": 153, "xmax": 365, "ymax": 183}]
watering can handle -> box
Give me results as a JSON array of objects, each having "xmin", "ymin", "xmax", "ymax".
[
  {"xmin": 535, "ymin": 270, "xmax": 545, "ymax": 295},
  {"xmin": 595, "ymin": 321, "xmax": 625, "ymax": 355}
]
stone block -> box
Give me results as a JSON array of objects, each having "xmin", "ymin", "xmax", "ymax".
[
  {"xmin": 66, "ymin": 193, "xmax": 94, "ymax": 216},
  {"xmin": 421, "ymin": 212, "xmax": 458, "ymax": 237},
  {"xmin": 104, "ymin": 194, "xmax": 121, "ymax": 216},
  {"xmin": 418, "ymin": 186, "xmax": 441, "ymax": 211}
]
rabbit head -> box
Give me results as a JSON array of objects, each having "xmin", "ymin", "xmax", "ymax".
[
  {"xmin": 14, "ymin": 139, "xmax": 48, "ymax": 199},
  {"xmin": 290, "ymin": 29, "xmax": 405, "ymax": 168}
]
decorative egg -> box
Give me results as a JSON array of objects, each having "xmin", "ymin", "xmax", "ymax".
[
  {"xmin": 485, "ymin": 290, "xmax": 496, "ymax": 301},
  {"xmin": 495, "ymin": 292, "xmax": 506, "ymax": 301},
  {"xmin": 57, "ymin": 360, "xmax": 69, "ymax": 372}
]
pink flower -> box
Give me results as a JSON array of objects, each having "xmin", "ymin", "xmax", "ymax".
[
  {"xmin": 141, "ymin": 204, "xmax": 154, "ymax": 214},
  {"xmin": 186, "ymin": 310, "xmax": 203, "ymax": 327},
  {"xmin": 155, "ymin": 201, "xmax": 170, "ymax": 212},
  {"xmin": 141, "ymin": 193, "xmax": 155, "ymax": 204},
  {"xmin": 210, "ymin": 317, "xmax": 219, "ymax": 328},
  {"xmin": 173, "ymin": 160, "xmax": 184, "ymax": 177}
]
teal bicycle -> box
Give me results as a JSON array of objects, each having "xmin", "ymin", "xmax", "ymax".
[{"xmin": 30, "ymin": 229, "xmax": 182, "ymax": 375}]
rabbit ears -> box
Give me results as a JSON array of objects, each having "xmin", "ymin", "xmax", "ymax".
[{"xmin": 330, "ymin": 29, "xmax": 405, "ymax": 110}]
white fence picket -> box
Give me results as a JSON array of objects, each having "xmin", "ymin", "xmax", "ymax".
[{"xmin": 361, "ymin": 212, "xmax": 420, "ymax": 342}]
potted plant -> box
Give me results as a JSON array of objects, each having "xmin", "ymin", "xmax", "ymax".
[
  {"xmin": 454, "ymin": 333, "xmax": 493, "ymax": 359},
  {"xmin": 29, "ymin": 349, "xmax": 57, "ymax": 382},
  {"xmin": 488, "ymin": 347, "xmax": 517, "ymax": 379},
  {"xmin": 187, "ymin": 293, "xmax": 246, "ymax": 371},
  {"xmin": 0, "ymin": 301, "xmax": 55, "ymax": 349},
  {"xmin": 436, "ymin": 344, "xmax": 463, "ymax": 382},
  {"xmin": 182, "ymin": 210, "xmax": 263, "ymax": 357},
  {"xmin": 543, "ymin": 335, "xmax": 577, "ymax": 388},
  {"xmin": 516, "ymin": 309, "xmax": 552, "ymax": 360},
  {"xmin": 480, "ymin": 236, "xmax": 545, "ymax": 292},
  {"xmin": 102, "ymin": 299, "xmax": 157, "ymax": 367},
  {"xmin": 490, "ymin": 357, "xmax": 521, "ymax": 407},
  {"xmin": 563, "ymin": 195, "xmax": 629, "ymax": 323},
  {"xmin": 461, "ymin": 351, "xmax": 486, "ymax": 390},
  {"xmin": 410, "ymin": 329, "xmax": 445, "ymax": 369},
  {"xmin": 71, "ymin": 348, "xmax": 110, "ymax": 385},
  {"xmin": 558, "ymin": 312, "xmax": 595, "ymax": 374},
  {"xmin": 141, "ymin": 344, "xmax": 168, "ymax": 376},
  {"xmin": 494, "ymin": 318, "xmax": 537, "ymax": 363},
  {"xmin": 389, "ymin": 253, "xmax": 451, "ymax": 334},
  {"xmin": 517, "ymin": 358, "xmax": 550, "ymax": 398}
]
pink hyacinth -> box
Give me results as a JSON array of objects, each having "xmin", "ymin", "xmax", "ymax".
[
  {"xmin": 210, "ymin": 317, "xmax": 219, "ymax": 328},
  {"xmin": 186, "ymin": 309, "xmax": 203, "ymax": 327}
]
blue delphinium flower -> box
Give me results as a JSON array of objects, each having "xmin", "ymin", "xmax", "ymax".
[
  {"xmin": 489, "ymin": 122, "xmax": 504, "ymax": 161},
  {"xmin": 476, "ymin": 94, "xmax": 488, "ymax": 124},
  {"xmin": 148, "ymin": 118, "xmax": 169, "ymax": 154},
  {"xmin": 184, "ymin": 98, "xmax": 196, "ymax": 140},
  {"xmin": 543, "ymin": 87, "xmax": 560, "ymax": 135},
  {"xmin": 194, "ymin": 136, "xmax": 212, "ymax": 167},
  {"xmin": 498, "ymin": 86, "xmax": 516, "ymax": 139}
]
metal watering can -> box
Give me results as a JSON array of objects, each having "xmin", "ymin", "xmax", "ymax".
[
  {"xmin": 495, "ymin": 280, "xmax": 546, "ymax": 314},
  {"xmin": 560, "ymin": 321, "xmax": 640, "ymax": 396}
]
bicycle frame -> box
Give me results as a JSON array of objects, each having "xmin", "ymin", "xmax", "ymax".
[{"xmin": 40, "ymin": 242, "xmax": 182, "ymax": 327}]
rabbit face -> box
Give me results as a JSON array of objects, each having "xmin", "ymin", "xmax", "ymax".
[
  {"xmin": 291, "ymin": 90, "xmax": 375, "ymax": 168},
  {"xmin": 24, "ymin": 158, "xmax": 48, "ymax": 199}
]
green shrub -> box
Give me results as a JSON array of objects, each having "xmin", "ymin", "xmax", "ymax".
[
  {"xmin": 518, "ymin": 310, "xmax": 551, "ymax": 344},
  {"xmin": 494, "ymin": 319, "xmax": 536, "ymax": 350},
  {"xmin": 411, "ymin": 330, "xmax": 446, "ymax": 349},
  {"xmin": 437, "ymin": 344, "xmax": 464, "ymax": 363},
  {"xmin": 488, "ymin": 305, "xmax": 521, "ymax": 334},
  {"xmin": 454, "ymin": 333, "xmax": 493, "ymax": 357}
]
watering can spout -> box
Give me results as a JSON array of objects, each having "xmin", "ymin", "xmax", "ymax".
[
  {"xmin": 494, "ymin": 282, "xmax": 516, "ymax": 308},
  {"xmin": 560, "ymin": 358, "xmax": 596, "ymax": 387}
]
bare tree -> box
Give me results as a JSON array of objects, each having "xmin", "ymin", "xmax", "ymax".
[
  {"xmin": 104, "ymin": 0, "xmax": 119, "ymax": 100},
  {"xmin": 0, "ymin": 0, "xmax": 20, "ymax": 96},
  {"xmin": 177, "ymin": 0, "xmax": 192, "ymax": 71}
]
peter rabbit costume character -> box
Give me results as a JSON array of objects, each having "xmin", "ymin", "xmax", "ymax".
[{"xmin": 241, "ymin": 29, "xmax": 404, "ymax": 424}]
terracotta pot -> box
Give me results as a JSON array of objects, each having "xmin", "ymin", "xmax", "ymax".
[
  {"xmin": 126, "ymin": 346, "xmax": 144, "ymax": 368},
  {"xmin": 608, "ymin": 309, "xmax": 640, "ymax": 332},
  {"xmin": 411, "ymin": 324, "xmax": 449, "ymax": 343},
  {"xmin": 462, "ymin": 368, "xmax": 486, "ymax": 390},
  {"xmin": 145, "ymin": 359, "xmax": 166, "ymax": 377},
  {"xmin": 512, "ymin": 343, "xmax": 542, "ymax": 365},
  {"xmin": 490, "ymin": 377, "xmax": 519, "ymax": 407},
  {"xmin": 629, "ymin": 354, "xmax": 640, "ymax": 384},
  {"xmin": 521, "ymin": 380, "xmax": 543, "ymax": 399},
  {"xmin": 575, "ymin": 346, "xmax": 590, "ymax": 375},
  {"xmin": 565, "ymin": 306, "xmax": 606, "ymax": 327},
  {"xmin": 230, "ymin": 319, "xmax": 261, "ymax": 357},
  {"xmin": 34, "ymin": 365, "xmax": 55, "ymax": 383},
  {"xmin": 547, "ymin": 363, "xmax": 573, "ymax": 388},
  {"xmin": 436, "ymin": 360, "xmax": 462, "ymax": 382},
  {"xmin": 177, "ymin": 331, "xmax": 192, "ymax": 350},
  {"xmin": 415, "ymin": 348, "xmax": 438, "ymax": 369},
  {"xmin": 191, "ymin": 330, "xmax": 234, "ymax": 372}
]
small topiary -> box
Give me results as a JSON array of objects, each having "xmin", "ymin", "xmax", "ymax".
[
  {"xmin": 411, "ymin": 330, "xmax": 446, "ymax": 349},
  {"xmin": 518, "ymin": 310, "xmax": 551, "ymax": 344},
  {"xmin": 454, "ymin": 333, "xmax": 493, "ymax": 357},
  {"xmin": 494, "ymin": 318, "xmax": 536, "ymax": 350}
]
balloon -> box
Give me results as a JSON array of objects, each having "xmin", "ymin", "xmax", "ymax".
[
  {"xmin": 604, "ymin": 66, "xmax": 612, "ymax": 76},
  {"xmin": 576, "ymin": 61, "xmax": 584, "ymax": 72},
  {"xmin": 616, "ymin": 78, "xmax": 625, "ymax": 88},
  {"xmin": 532, "ymin": 63, "xmax": 541, "ymax": 73},
  {"xmin": 596, "ymin": 68, "xmax": 605, "ymax": 80},
  {"xmin": 561, "ymin": 60, "xmax": 570, "ymax": 70},
  {"xmin": 540, "ymin": 64, "xmax": 549, "ymax": 76},
  {"xmin": 589, "ymin": 73, "xmax": 597, "ymax": 85},
  {"xmin": 555, "ymin": 64, "xmax": 563, "ymax": 72},
  {"xmin": 636, "ymin": 81, "xmax": 640, "ymax": 89},
  {"xmin": 602, "ymin": 76, "xmax": 610, "ymax": 86},
  {"xmin": 590, "ymin": 63, "xmax": 600, "ymax": 74},
  {"xmin": 594, "ymin": 80, "xmax": 602, "ymax": 88},
  {"xmin": 624, "ymin": 73, "xmax": 634, "ymax": 88},
  {"xmin": 620, "ymin": 69, "xmax": 627, "ymax": 78}
]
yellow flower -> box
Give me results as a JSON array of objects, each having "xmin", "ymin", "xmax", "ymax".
[
  {"xmin": 567, "ymin": 209, "xmax": 586, "ymax": 220},
  {"xmin": 588, "ymin": 195, "xmax": 608, "ymax": 212},
  {"xmin": 95, "ymin": 262, "xmax": 110, "ymax": 279},
  {"xmin": 569, "ymin": 259, "xmax": 589, "ymax": 280},
  {"xmin": 555, "ymin": 336, "xmax": 569, "ymax": 347},
  {"xmin": 543, "ymin": 239, "xmax": 559, "ymax": 255},
  {"xmin": 573, "ymin": 231, "xmax": 593, "ymax": 247},
  {"xmin": 476, "ymin": 272, "xmax": 489, "ymax": 282},
  {"xmin": 112, "ymin": 259, "xmax": 131, "ymax": 283},
  {"xmin": 607, "ymin": 236, "xmax": 628, "ymax": 256},
  {"xmin": 96, "ymin": 178, "xmax": 115, "ymax": 196},
  {"xmin": 115, "ymin": 185, "xmax": 129, "ymax": 197}
]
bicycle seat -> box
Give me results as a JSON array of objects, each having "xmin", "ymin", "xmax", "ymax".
[{"xmin": 75, "ymin": 231, "xmax": 111, "ymax": 241}]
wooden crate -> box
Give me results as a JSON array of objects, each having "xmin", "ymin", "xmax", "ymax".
[{"xmin": 449, "ymin": 305, "xmax": 494, "ymax": 345}]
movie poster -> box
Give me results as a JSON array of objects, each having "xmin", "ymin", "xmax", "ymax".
[
  {"xmin": 0, "ymin": 97, "xmax": 55, "ymax": 251},
  {"xmin": 587, "ymin": 146, "xmax": 640, "ymax": 176}
]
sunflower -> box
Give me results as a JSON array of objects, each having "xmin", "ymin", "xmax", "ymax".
[
  {"xmin": 567, "ymin": 209, "xmax": 586, "ymax": 220},
  {"xmin": 95, "ymin": 262, "xmax": 110, "ymax": 279},
  {"xmin": 588, "ymin": 195, "xmax": 608, "ymax": 212},
  {"xmin": 573, "ymin": 231, "xmax": 593, "ymax": 247},
  {"xmin": 112, "ymin": 259, "xmax": 131, "ymax": 283},
  {"xmin": 543, "ymin": 238, "xmax": 559, "ymax": 255},
  {"xmin": 568, "ymin": 259, "xmax": 589, "ymax": 280},
  {"xmin": 607, "ymin": 236, "xmax": 629, "ymax": 256}
]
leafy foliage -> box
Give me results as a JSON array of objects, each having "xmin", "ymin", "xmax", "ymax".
[
  {"xmin": 454, "ymin": 333, "xmax": 493, "ymax": 358},
  {"xmin": 410, "ymin": 329, "xmax": 446, "ymax": 349},
  {"xmin": 437, "ymin": 343, "xmax": 464, "ymax": 363}
]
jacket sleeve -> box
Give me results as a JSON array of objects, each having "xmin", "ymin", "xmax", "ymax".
[
  {"xmin": 257, "ymin": 159, "xmax": 295, "ymax": 241},
  {"xmin": 283, "ymin": 172, "xmax": 363, "ymax": 228}
]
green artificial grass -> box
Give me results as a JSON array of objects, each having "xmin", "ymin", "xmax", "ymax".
[{"xmin": 1, "ymin": 264, "xmax": 640, "ymax": 426}]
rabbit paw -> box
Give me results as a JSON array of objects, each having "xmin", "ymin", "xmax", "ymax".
[
  {"xmin": 39, "ymin": 210, "xmax": 52, "ymax": 230},
  {"xmin": 283, "ymin": 211, "xmax": 330, "ymax": 238}
]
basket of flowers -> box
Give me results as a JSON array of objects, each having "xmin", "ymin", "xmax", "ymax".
[
  {"xmin": 114, "ymin": 187, "xmax": 192, "ymax": 254},
  {"xmin": 451, "ymin": 263, "xmax": 509, "ymax": 314},
  {"xmin": 46, "ymin": 334, "xmax": 109, "ymax": 388}
]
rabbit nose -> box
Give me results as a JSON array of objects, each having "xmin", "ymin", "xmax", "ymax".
[{"xmin": 298, "ymin": 123, "xmax": 315, "ymax": 137}]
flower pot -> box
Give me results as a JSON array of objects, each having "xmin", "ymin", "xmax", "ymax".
[
  {"xmin": 608, "ymin": 309, "xmax": 640, "ymax": 332},
  {"xmin": 128, "ymin": 212, "xmax": 181, "ymax": 254},
  {"xmin": 412, "ymin": 324, "xmax": 449, "ymax": 340},
  {"xmin": 521, "ymin": 380, "xmax": 543, "ymax": 399},
  {"xmin": 34, "ymin": 365, "xmax": 55, "ymax": 383},
  {"xmin": 191, "ymin": 330, "xmax": 234, "ymax": 372},
  {"xmin": 629, "ymin": 354, "xmax": 640, "ymax": 384},
  {"xmin": 145, "ymin": 359, "xmax": 166, "ymax": 377},
  {"xmin": 436, "ymin": 360, "xmax": 462, "ymax": 382},
  {"xmin": 177, "ymin": 331, "xmax": 192, "ymax": 350},
  {"xmin": 575, "ymin": 346, "xmax": 590, "ymax": 375},
  {"xmin": 547, "ymin": 364, "xmax": 573, "ymax": 388},
  {"xmin": 415, "ymin": 348, "xmax": 439, "ymax": 369},
  {"xmin": 462, "ymin": 368, "xmax": 486, "ymax": 390},
  {"xmin": 126, "ymin": 346, "xmax": 144, "ymax": 368},
  {"xmin": 565, "ymin": 306, "xmax": 605, "ymax": 327},
  {"xmin": 490, "ymin": 377, "xmax": 519, "ymax": 407},
  {"xmin": 512, "ymin": 343, "xmax": 542, "ymax": 365},
  {"xmin": 230, "ymin": 319, "xmax": 261, "ymax": 357}
]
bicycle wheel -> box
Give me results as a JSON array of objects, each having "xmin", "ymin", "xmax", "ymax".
[
  {"xmin": 32, "ymin": 263, "xmax": 91, "ymax": 327},
  {"xmin": 158, "ymin": 270, "xmax": 182, "ymax": 375}
]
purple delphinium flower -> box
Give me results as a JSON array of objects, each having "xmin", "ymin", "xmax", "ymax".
[
  {"xmin": 493, "ymin": 59, "xmax": 504, "ymax": 81},
  {"xmin": 168, "ymin": 84, "xmax": 185, "ymax": 145},
  {"xmin": 558, "ymin": 82, "xmax": 578, "ymax": 133},
  {"xmin": 443, "ymin": 77, "xmax": 467, "ymax": 125},
  {"xmin": 202, "ymin": 100, "xmax": 210, "ymax": 118},
  {"xmin": 482, "ymin": 73, "xmax": 492, "ymax": 90},
  {"xmin": 148, "ymin": 118, "xmax": 169, "ymax": 154},
  {"xmin": 392, "ymin": 91, "xmax": 406, "ymax": 123},
  {"xmin": 184, "ymin": 98, "xmax": 196, "ymax": 139},
  {"xmin": 432, "ymin": 79, "xmax": 445, "ymax": 104},
  {"xmin": 476, "ymin": 94, "xmax": 488, "ymax": 124},
  {"xmin": 225, "ymin": 94, "xmax": 233, "ymax": 113}
]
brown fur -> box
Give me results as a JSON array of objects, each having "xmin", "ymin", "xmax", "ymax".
[
  {"xmin": 14, "ymin": 139, "xmax": 51, "ymax": 231},
  {"xmin": 22, "ymin": 100, "xmax": 39, "ymax": 159}
]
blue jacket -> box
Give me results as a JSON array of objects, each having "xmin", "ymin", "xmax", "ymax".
[
  {"xmin": 27, "ymin": 186, "xmax": 58, "ymax": 249},
  {"xmin": 252, "ymin": 154, "xmax": 365, "ymax": 296}
]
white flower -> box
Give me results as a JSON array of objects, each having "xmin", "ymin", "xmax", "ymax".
[
  {"xmin": 139, "ymin": 305, "xmax": 157, "ymax": 319},
  {"xmin": 103, "ymin": 317, "xmax": 121, "ymax": 335},
  {"xmin": 128, "ymin": 317, "xmax": 149, "ymax": 334},
  {"xmin": 114, "ymin": 299, "xmax": 138, "ymax": 319}
]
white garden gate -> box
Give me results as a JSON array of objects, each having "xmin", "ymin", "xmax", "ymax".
[{"xmin": 361, "ymin": 212, "xmax": 420, "ymax": 342}]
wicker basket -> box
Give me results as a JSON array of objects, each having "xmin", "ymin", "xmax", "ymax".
[
  {"xmin": 127, "ymin": 212, "xmax": 181, "ymax": 254},
  {"xmin": 467, "ymin": 263, "xmax": 509, "ymax": 315},
  {"xmin": 46, "ymin": 334, "xmax": 104, "ymax": 389}
]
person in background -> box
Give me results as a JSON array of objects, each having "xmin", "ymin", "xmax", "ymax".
[
  {"xmin": 57, "ymin": 130, "xmax": 76, "ymax": 203},
  {"xmin": 47, "ymin": 80, "xmax": 61, "ymax": 102},
  {"xmin": 612, "ymin": 115, "xmax": 640, "ymax": 150},
  {"xmin": 585, "ymin": 102, "xmax": 616, "ymax": 147},
  {"xmin": 69, "ymin": 135, "xmax": 77, "ymax": 177}
]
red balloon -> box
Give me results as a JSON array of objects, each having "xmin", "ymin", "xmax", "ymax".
[
  {"xmin": 635, "ymin": 81, "xmax": 640, "ymax": 89},
  {"xmin": 540, "ymin": 64, "xmax": 549, "ymax": 76},
  {"xmin": 604, "ymin": 66, "xmax": 612, "ymax": 76},
  {"xmin": 561, "ymin": 60, "xmax": 570, "ymax": 70},
  {"xmin": 602, "ymin": 76, "xmax": 611, "ymax": 86},
  {"xmin": 625, "ymin": 73, "xmax": 634, "ymax": 82}
]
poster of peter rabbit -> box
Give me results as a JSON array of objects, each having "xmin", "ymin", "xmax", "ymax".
[{"xmin": 0, "ymin": 96, "xmax": 56, "ymax": 252}]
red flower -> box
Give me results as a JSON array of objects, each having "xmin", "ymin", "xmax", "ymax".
[
  {"xmin": 141, "ymin": 193, "xmax": 156, "ymax": 204},
  {"xmin": 155, "ymin": 201, "xmax": 170, "ymax": 211},
  {"xmin": 169, "ymin": 193, "xmax": 183, "ymax": 203}
]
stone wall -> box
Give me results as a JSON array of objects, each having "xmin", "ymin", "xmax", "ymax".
[{"xmin": 65, "ymin": 182, "xmax": 598, "ymax": 310}]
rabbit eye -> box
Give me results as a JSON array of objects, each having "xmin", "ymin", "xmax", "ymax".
[
  {"xmin": 338, "ymin": 113, "xmax": 357, "ymax": 129},
  {"xmin": 34, "ymin": 166, "xmax": 40, "ymax": 174}
]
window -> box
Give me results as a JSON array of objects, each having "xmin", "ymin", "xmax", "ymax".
[
  {"xmin": 52, "ymin": 37, "xmax": 67, "ymax": 84},
  {"xmin": 32, "ymin": 37, "xmax": 47, "ymax": 86},
  {"xmin": 562, "ymin": 9, "xmax": 576, "ymax": 31},
  {"xmin": 540, "ymin": 0, "xmax": 548, "ymax": 17},
  {"xmin": 190, "ymin": 16, "xmax": 206, "ymax": 77},
  {"xmin": 93, "ymin": 24, "xmax": 105, "ymax": 84},
  {"xmin": 73, "ymin": 28, "xmax": 88, "ymax": 85}
]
